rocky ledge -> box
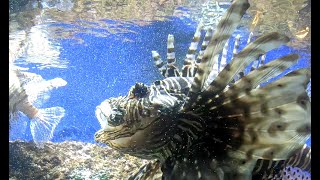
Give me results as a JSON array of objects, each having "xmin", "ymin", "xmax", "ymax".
[
  {"xmin": 9, "ymin": 141, "xmax": 150, "ymax": 180},
  {"xmin": 9, "ymin": 141, "xmax": 311, "ymax": 180}
]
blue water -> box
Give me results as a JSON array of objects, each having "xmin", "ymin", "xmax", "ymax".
[{"xmin": 12, "ymin": 16, "xmax": 311, "ymax": 147}]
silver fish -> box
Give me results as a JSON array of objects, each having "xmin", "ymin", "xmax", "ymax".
[
  {"xmin": 94, "ymin": 0, "xmax": 311, "ymax": 179},
  {"xmin": 9, "ymin": 67, "xmax": 66, "ymax": 145}
]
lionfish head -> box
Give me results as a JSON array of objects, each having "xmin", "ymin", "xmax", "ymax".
[{"xmin": 94, "ymin": 82, "xmax": 182, "ymax": 156}]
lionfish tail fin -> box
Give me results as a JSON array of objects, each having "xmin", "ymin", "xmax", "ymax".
[{"xmin": 30, "ymin": 107, "xmax": 65, "ymax": 146}]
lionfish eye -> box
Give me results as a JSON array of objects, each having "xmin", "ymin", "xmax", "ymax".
[
  {"xmin": 130, "ymin": 83, "xmax": 149, "ymax": 99},
  {"xmin": 109, "ymin": 108, "xmax": 124, "ymax": 126}
]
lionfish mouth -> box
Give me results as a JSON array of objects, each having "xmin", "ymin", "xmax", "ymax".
[
  {"xmin": 94, "ymin": 99, "xmax": 130, "ymax": 143},
  {"xmin": 95, "ymin": 100, "xmax": 112, "ymax": 129}
]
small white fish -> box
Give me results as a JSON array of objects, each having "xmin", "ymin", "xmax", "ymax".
[{"xmin": 9, "ymin": 68, "xmax": 65, "ymax": 145}]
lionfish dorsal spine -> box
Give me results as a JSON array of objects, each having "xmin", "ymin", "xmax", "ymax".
[
  {"xmin": 187, "ymin": 0, "xmax": 250, "ymax": 101},
  {"xmin": 204, "ymin": 37, "xmax": 231, "ymax": 90},
  {"xmin": 181, "ymin": 23, "xmax": 204, "ymax": 77},
  {"xmin": 230, "ymin": 34, "xmax": 242, "ymax": 84},
  {"xmin": 196, "ymin": 27, "xmax": 213, "ymax": 64},
  {"xmin": 246, "ymin": 32, "xmax": 262, "ymax": 72},
  {"xmin": 205, "ymin": 32, "xmax": 290, "ymax": 95},
  {"xmin": 166, "ymin": 34, "xmax": 181, "ymax": 77},
  {"xmin": 152, "ymin": 51, "xmax": 166, "ymax": 77},
  {"xmin": 219, "ymin": 35, "xmax": 230, "ymax": 73},
  {"xmin": 222, "ymin": 53, "xmax": 300, "ymax": 97}
]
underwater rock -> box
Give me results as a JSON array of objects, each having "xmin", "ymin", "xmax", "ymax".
[
  {"xmin": 9, "ymin": 141, "xmax": 150, "ymax": 179},
  {"xmin": 9, "ymin": 141, "xmax": 310, "ymax": 179}
]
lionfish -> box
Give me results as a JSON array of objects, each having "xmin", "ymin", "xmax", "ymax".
[
  {"xmin": 9, "ymin": 66, "xmax": 66, "ymax": 145},
  {"xmin": 94, "ymin": 0, "xmax": 311, "ymax": 179}
]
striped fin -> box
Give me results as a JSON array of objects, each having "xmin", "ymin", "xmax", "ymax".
[
  {"xmin": 254, "ymin": 54, "xmax": 267, "ymax": 89},
  {"xmin": 167, "ymin": 34, "xmax": 176, "ymax": 65},
  {"xmin": 252, "ymin": 159, "xmax": 285, "ymax": 177},
  {"xmin": 166, "ymin": 35, "xmax": 181, "ymax": 77},
  {"xmin": 223, "ymin": 54, "xmax": 300, "ymax": 97},
  {"xmin": 243, "ymin": 32, "xmax": 255, "ymax": 74},
  {"xmin": 246, "ymin": 33, "xmax": 265, "ymax": 72},
  {"xmin": 166, "ymin": 35, "xmax": 179, "ymax": 76},
  {"xmin": 188, "ymin": 0, "xmax": 250, "ymax": 97},
  {"xmin": 286, "ymin": 144, "xmax": 311, "ymax": 172},
  {"xmin": 129, "ymin": 160, "xmax": 162, "ymax": 180},
  {"xmin": 206, "ymin": 32, "xmax": 290, "ymax": 95},
  {"xmin": 152, "ymin": 51, "xmax": 166, "ymax": 77},
  {"xmin": 252, "ymin": 144, "xmax": 311, "ymax": 179},
  {"xmin": 233, "ymin": 34, "xmax": 241, "ymax": 56},
  {"xmin": 222, "ymin": 69, "xmax": 310, "ymax": 160},
  {"xmin": 195, "ymin": 28, "xmax": 214, "ymax": 83},
  {"xmin": 250, "ymin": 59, "xmax": 260, "ymax": 72},
  {"xmin": 196, "ymin": 27, "xmax": 214, "ymax": 64},
  {"xmin": 204, "ymin": 37, "xmax": 231, "ymax": 90},
  {"xmin": 230, "ymin": 34, "xmax": 242, "ymax": 84},
  {"xmin": 219, "ymin": 37, "xmax": 230, "ymax": 73},
  {"xmin": 182, "ymin": 24, "xmax": 204, "ymax": 77},
  {"xmin": 247, "ymin": 32, "xmax": 253, "ymax": 44}
]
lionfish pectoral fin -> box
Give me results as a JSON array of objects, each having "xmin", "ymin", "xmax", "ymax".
[
  {"xmin": 30, "ymin": 107, "xmax": 65, "ymax": 147},
  {"xmin": 129, "ymin": 160, "xmax": 162, "ymax": 180},
  {"xmin": 219, "ymin": 68, "xmax": 310, "ymax": 161}
]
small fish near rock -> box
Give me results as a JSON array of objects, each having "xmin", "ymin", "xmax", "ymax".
[{"xmin": 94, "ymin": 0, "xmax": 311, "ymax": 179}]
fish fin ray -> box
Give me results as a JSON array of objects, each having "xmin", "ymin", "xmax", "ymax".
[
  {"xmin": 129, "ymin": 160, "xmax": 162, "ymax": 180},
  {"xmin": 182, "ymin": 24, "xmax": 203, "ymax": 77},
  {"xmin": 189, "ymin": 0, "xmax": 250, "ymax": 96},
  {"xmin": 152, "ymin": 51, "xmax": 166, "ymax": 77},
  {"xmin": 30, "ymin": 107, "xmax": 65, "ymax": 146},
  {"xmin": 205, "ymin": 32, "xmax": 290, "ymax": 95}
]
